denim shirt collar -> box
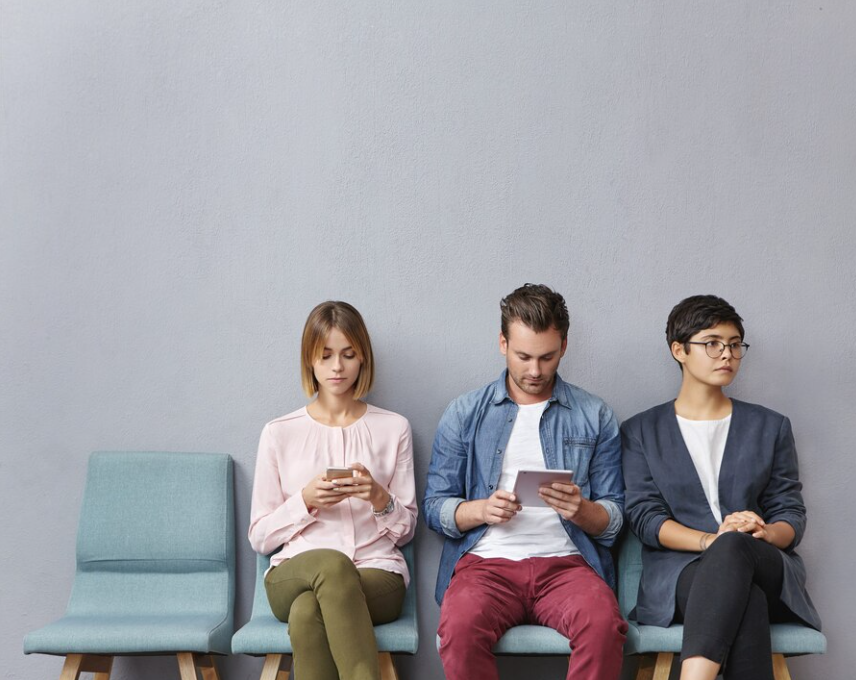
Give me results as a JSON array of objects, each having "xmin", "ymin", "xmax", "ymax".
[{"xmin": 489, "ymin": 370, "xmax": 574, "ymax": 410}]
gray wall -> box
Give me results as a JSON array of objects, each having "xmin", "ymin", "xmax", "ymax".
[{"xmin": 2, "ymin": 2, "xmax": 854, "ymax": 679}]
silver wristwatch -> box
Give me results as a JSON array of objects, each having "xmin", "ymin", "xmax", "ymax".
[{"xmin": 372, "ymin": 495, "xmax": 396, "ymax": 517}]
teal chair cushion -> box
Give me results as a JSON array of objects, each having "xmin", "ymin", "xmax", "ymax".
[
  {"xmin": 24, "ymin": 452, "xmax": 235, "ymax": 655},
  {"xmin": 232, "ymin": 542, "xmax": 418, "ymax": 655}
]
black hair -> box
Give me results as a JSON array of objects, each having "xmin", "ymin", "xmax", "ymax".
[{"xmin": 666, "ymin": 295, "xmax": 744, "ymax": 366}]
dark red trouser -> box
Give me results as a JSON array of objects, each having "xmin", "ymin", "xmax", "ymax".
[{"xmin": 438, "ymin": 554, "xmax": 627, "ymax": 680}]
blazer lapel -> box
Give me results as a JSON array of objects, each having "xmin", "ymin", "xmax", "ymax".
[
  {"xmin": 661, "ymin": 400, "xmax": 725, "ymax": 531},
  {"xmin": 715, "ymin": 398, "xmax": 741, "ymax": 519}
]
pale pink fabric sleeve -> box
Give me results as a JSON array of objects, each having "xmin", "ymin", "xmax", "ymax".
[
  {"xmin": 248, "ymin": 423, "xmax": 317, "ymax": 554},
  {"xmin": 373, "ymin": 421, "xmax": 418, "ymax": 545}
]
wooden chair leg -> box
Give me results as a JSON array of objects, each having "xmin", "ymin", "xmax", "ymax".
[
  {"xmin": 176, "ymin": 653, "xmax": 223, "ymax": 680},
  {"xmin": 379, "ymin": 652, "xmax": 399, "ymax": 680},
  {"xmin": 177, "ymin": 653, "xmax": 199, "ymax": 680},
  {"xmin": 772, "ymin": 654, "xmax": 792, "ymax": 680},
  {"xmin": 636, "ymin": 652, "xmax": 674, "ymax": 680},
  {"xmin": 260, "ymin": 653, "xmax": 291, "ymax": 680},
  {"xmin": 60, "ymin": 654, "xmax": 113, "ymax": 680},
  {"xmin": 196, "ymin": 654, "xmax": 221, "ymax": 680},
  {"xmin": 59, "ymin": 655, "xmax": 84, "ymax": 680}
]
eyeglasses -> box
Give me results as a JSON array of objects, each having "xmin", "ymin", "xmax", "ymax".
[{"xmin": 685, "ymin": 341, "xmax": 750, "ymax": 359}]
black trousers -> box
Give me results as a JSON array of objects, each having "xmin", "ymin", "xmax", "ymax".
[{"xmin": 675, "ymin": 531, "xmax": 796, "ymax": 680}]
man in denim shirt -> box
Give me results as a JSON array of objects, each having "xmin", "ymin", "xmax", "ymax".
[{"xmin": 423, "ymin": 284, "xmax": 627, "ymax": 680}]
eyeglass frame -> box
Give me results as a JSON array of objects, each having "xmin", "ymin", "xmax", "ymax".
[{"xmin": 684, "ymin": 340, "xmax": 750, "ymax": 359}]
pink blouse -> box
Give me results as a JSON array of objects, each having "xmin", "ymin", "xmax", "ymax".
[{"xmin": 248, "ymin": 404, "xmax": 418, "ymax": 585}]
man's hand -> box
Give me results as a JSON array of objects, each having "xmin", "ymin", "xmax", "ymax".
[
  {"xmin": 538, "ymin": 481, "xmax": 610, "ymax": 536},
  {"xmin": 455, "ymin": 490, "xmax": 521, "ymax": 532},
  {"xmin": 538, "ymin": 481, "xmax": 583, "ymax": 521}
]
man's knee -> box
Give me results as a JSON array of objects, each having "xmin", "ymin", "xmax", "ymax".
[
  {"xmin": 568, "ymin": 599, "xmax": 628, "ymax": 645},
  {"xmin": 439, "ymin": 587, "xmax": 503, "ymax": 645}
]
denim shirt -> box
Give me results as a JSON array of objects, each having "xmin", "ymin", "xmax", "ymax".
[{"xmin": 423, "ymin": 371, "xmax": 625, "ymax": 604}]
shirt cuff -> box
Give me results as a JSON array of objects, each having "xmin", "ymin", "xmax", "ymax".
[
  {"xmin": 594, "ymin": 499, "xmax": 623, "ymax": 541},
  {"xmin": 439, "ymin": 497, "xmax": 466, "ymax": 539}
]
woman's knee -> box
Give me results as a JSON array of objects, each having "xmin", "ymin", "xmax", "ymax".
[
  {"xmin": 288, "ymin": 591, "xmax": 323, "ymax": 632},
  {"xmin": 704, "ymin": 531, "xmax": 756, "ymax": 566}
]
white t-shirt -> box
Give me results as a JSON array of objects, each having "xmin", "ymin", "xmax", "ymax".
[
  {"xmin": 676, "ymin": 414, "xmax": 732, "ymax": 525},
  {"xmin": 470, "ymin": 400, "xmax": 578, "ymax": 560}
]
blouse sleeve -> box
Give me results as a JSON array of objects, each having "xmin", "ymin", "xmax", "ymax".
[
  {"xmin": 758, "ymin": 416, "xmax": 806, "ymax": 548},
  {"xmin": 373, "ymin": 420, "xmax": 418, "ymax": 545},
  {"xmin": 622, "ymin": 420, "xmax": 672, "ymax": 549},
  {"xmin": 247, "ymin": 423, "xmax": 318, "ymax": 554}
]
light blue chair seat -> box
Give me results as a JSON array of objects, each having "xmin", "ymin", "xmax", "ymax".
[
  {"xmin": 232, "ymin": 542, "xmax": 418, "ymax": 679},
  {"xmin": 24, "ymin": 451, "xmax": 235, "ymax": 680},
  {"xmin": 435, "ymin": 625, "xmax": 572, "ymax": 661},
  {"xmin": 618, "ymin": 531, "xmax": 826, "ymax": 679},
  {"xmin": 492, "ymin": 625, "xmax": 570, "ymax": 655}
]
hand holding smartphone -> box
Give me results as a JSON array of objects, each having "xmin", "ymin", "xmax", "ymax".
[{"xmin": 325, "ymin": 467, "xmax": 354, "ymax": 481}]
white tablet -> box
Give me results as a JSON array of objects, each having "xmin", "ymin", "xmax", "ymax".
[{"xmin": 512, "ymin": 469, "xmax": 574, "ymax": 507}]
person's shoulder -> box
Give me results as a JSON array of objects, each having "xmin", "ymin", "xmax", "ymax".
[
  {"xmin": 732, "ymin": 399, "xmax": 788, "ymax": 425},
  {"xmin": 555, "ymin": 377, "xmax": 615, "ymax": 416},
  {"xmin": 264, "ymin": 406, "xmax": 309, "ymax": 432},
  {"xmin": 364, "ymin": 403, "xmax": 411, "ymax": 431},
  {"xmin": 444, "ymin": 378, "xmax": 501, "ymax": 414},
  {"xmin": 621, "ymin": 401, "xmax": 674, "ymax": 432}
]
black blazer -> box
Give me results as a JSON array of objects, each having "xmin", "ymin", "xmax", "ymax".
[{"xmin": 621, "ymin": 399, "xmax": 821, "ymax": 630}]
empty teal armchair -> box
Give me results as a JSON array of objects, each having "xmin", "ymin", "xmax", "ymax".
[
  {"xmin": 24, "ymin": 451, "xmax": 235, "ymax": 680},
  {"xmin": 232, "ymin": 541, "xmax": 419, "ymax": 680},
  {"xmin": 618, "ymin": 531, "xmax": 826, "ymax": 680}
]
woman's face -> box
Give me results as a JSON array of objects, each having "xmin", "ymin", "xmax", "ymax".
[
  {"xmin": 313, "ymin": 327, "xmax": 363, "ymax": 397},
  {"xmin": 673, "ymin": 321, "xmax": 743, "ymax": 389}
]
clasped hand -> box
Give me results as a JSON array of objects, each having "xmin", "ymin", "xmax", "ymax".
[
  {"xmin": 302, "ymin": 462, "xmax": 389, "ymax": 512},
  {"xmin": 718, "ymin": 510, "xmax": 770, "ymax": 542}
]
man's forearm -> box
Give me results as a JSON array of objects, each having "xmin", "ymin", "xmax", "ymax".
[
  {"xmin": 572, "ymin": 498, "xmax": 610, "ymax": 536},
  {"xmin": 454, "ymin": 499, "xmax": 487, "ymax": 532}
]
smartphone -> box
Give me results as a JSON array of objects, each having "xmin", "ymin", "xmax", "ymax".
[{"xmin": 325, "ymin": 467, "xmax": 354, "ymax": 480}]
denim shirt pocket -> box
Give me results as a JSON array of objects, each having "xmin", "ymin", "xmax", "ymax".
[{"xmin": 562, "ymin": 436, "xmax": 596, "ymax": 491}]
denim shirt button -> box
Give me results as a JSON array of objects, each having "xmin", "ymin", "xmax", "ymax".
[
  {"xmin": 496, "ymin": 449, "xmax": 501, "ymax": 455},
  {"xmin": 489, "ymin": 485, "xmax": 494, "ymax": 490}
]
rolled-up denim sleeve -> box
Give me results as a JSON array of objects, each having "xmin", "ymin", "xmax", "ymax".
[
  {"xmin": 423, "ymin": 400, "xmax": 469, "ymax": 539},
  {"xmin": 588, "ymin": 404, "xmax": 625, "ymax": 546}
]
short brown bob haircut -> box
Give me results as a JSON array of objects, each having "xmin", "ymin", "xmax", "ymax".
[
  {"xmin": 500, "ymin": 283, "xmax": 570, "ymax": 341},
  {"xmin": 300, "ymin": 301, "xmax": 375, "ymax": 399}
]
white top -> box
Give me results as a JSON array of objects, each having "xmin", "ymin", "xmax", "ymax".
[
  {"xmin": 470, "ymin": 400, "xmax": 578, "ymax": 560},
  {"xmin": 676, "ymin": 414, "xmax": 732, "ymax": 525}
]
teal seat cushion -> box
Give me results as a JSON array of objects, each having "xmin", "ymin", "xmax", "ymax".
[
  {"xmin": 23, "ymin": 615, "xmax": 232, "ymax": 655},
  {"xmin": 492, "ymin": 625, "xmax": 570, "ymax": 655}
]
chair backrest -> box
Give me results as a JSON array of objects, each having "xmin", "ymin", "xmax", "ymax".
[
  {"xmin": 67, "ymin": 451, "xmax": 235, "ymax": 619},
  {"xmin": 617, "ymin": 530, "xmax": 643, "ymax": 620}
]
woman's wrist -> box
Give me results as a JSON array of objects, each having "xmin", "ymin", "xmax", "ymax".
[
  {"xmin": 699, "ymin": 532, "xmax": 714, "ymax": 551},
  {"xmin": 370, "ymin": 487, "xmax": 391, "ymax": 513}
]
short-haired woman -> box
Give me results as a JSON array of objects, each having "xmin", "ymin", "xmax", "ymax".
[
  {"xmin": 621, "ymin": 295, "xmax": 820, "ymax": 680},
  {"xmin": 249, "ymin": 301, "xmax": 417, "ymax": 680}
]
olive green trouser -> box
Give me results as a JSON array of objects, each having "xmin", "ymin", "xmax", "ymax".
[{"xmin": 264, "ymin": 548, "xmax": 406, "ymax": 680}]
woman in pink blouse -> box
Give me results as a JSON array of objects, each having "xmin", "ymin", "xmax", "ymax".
[{"xmin": 248, "ymin": 301, "xmax": 417, "ymax": 680}]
